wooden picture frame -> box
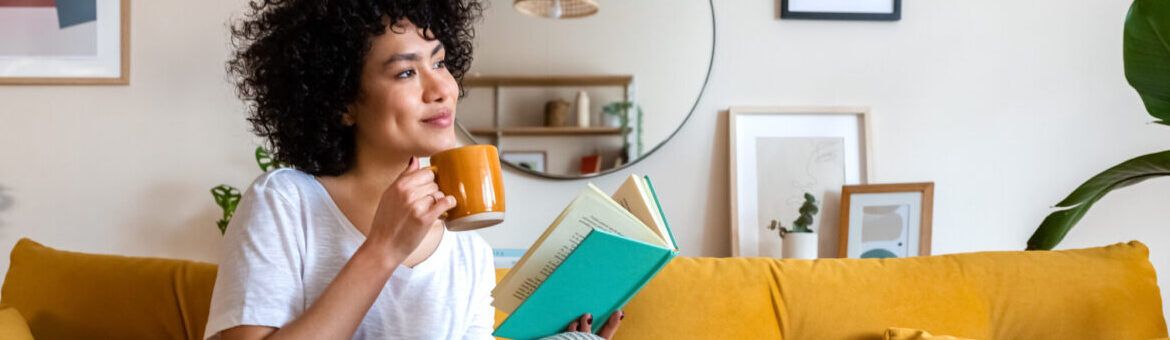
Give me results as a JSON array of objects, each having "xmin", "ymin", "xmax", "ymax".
[
  {"xmin": 0, "ymin": 0, "xmax": 130, "ymax": 85},
  {"xmin": 838, "ymin": 182, "xmax": 934, "ymax": 258},
  {"xmin": 729, "ymin": 106, "xmax": 872, "ymax": 257}
]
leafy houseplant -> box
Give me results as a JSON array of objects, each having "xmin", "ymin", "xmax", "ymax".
[
  {"xmin": 211, "ymin": 147, "xmax": 284, "ymax": 235},
  {"xmin": 1027, "ymin": 0, "xmax": 1170, "ymax": 250},
  {"xmin": 767, "ymin": 193, "xmax": 821, "ymax": 259},
  {"xmin": 601, "ymin": 101, "xmax": 644, "ymax": 158},
  {"xmin": 767, "ymin": 193, "xmax": 820, "ymax": 237}
]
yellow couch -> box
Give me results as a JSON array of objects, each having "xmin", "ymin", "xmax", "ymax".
[{"xmin": 1, "ymin": 238, "xmax": 1165, "ymax": 339}]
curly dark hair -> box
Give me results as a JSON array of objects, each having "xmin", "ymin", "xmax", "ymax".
[{"xmin": 228, "ymin": 0, "xmax": 483, "ymax": 176}]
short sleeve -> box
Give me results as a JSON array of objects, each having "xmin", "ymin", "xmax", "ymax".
[
  {"xmin": 204, "ymin": 174, "xmax": 307, "ymax": 339},
  {"xmin": 462, "ymin": 235, "xmax": 497, "ymax": 340}
]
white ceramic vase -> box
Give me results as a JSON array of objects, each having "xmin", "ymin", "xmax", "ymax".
[
  {"xmin": 782, "ymin": 232, "xmax": 818, "ymax": 259},
  {"xmin": 575, "ymin": 90, "xmax": 590, "ymax": 127}
]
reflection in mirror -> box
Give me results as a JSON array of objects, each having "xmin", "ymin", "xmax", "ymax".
[{"xmin": 457, "ymin": 0, "xmax": 714, "ymax": 178}]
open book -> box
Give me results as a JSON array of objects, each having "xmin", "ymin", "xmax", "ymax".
[{"xmin": 492, "ymin": 174, "xmax": 678, "ymax": 339}]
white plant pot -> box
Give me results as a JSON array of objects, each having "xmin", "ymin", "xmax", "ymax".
[
  {"xmin": 782, "ymin": 232, "xmax": 818, "ymax": 259},
  {"xmin": 601, "ymin": 114, "xmax": 622, "ymax": 128}
]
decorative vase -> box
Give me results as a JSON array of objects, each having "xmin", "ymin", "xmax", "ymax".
[
  {"xmin": 782, "ymin": 232, "xmax": 818, "ymax": 259},
  {"xmin": 544, "ymin": 99, "xmax": 570, "ymax": 127},
  {"xmin": 575, "ymin": 90, "xmax": 590, "ymax": 127}
]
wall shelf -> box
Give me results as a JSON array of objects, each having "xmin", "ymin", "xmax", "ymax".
[
  {"xmin": 464, "ymin": 75, "xmax": 633, "ymax": 88},
  {"xmin": 468, "ymin": 126, "xmax": 627, "ymax": 137}
]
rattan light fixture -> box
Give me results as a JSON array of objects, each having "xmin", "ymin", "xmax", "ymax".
[{"xmin": 514, "ymin": 0, "xmax": 599, "ymax": 19}]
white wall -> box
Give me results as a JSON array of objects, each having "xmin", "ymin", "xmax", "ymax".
[{"xmin": 1, "ymin": 0, "xmax": 1167, "ymax": 317}]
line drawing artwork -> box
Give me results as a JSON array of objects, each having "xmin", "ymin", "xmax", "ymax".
[{"xmin": 755, "ymin": 137, "xmax": 845, "ymax": 257}]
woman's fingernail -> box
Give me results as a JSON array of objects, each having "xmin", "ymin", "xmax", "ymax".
[
  {"xmin": 587, "ymin": 315, "xmax": 592, "ymax": 324},
  {"xmin": 619, "ymin": 312, "xmax": 625, "ymax": 320}
]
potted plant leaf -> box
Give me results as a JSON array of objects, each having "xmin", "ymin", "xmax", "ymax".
[
  {"xmin": 1027, "ymin": 0, "xmax": 1170, "ymax": 250},
  {"xmin": 211, "ymin": 147, "xmax": 284, "ymax": 235},
  {"xmin": 767, "ymin": 193, "xmax": 820, "ymax": 259}
]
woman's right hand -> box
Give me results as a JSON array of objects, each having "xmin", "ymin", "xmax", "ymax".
[{"xmin": 366, "ymin": 156, "xmax": 456, "ymax": 263}]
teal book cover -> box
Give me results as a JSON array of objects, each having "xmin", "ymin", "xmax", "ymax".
[{"xmin": 492, "ymin": 228, "xmax": 677, "ymax": 339}]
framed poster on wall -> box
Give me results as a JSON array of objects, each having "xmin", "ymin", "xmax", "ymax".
[
  {"xmin": 729, "ymin": 106, "xmax": 872, "ymax": 258},
  {"xmin": 780, "ymin": 0, "xmax": 901, "ymax": 21},
  {"xmin": 839, "ymin": 182, "xmax": 934, "ymax": 259},
  {"xmin": 0, "ymin": 0, "xmax": 129, "ymax": 84}
]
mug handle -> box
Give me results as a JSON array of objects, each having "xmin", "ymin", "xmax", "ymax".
[{"xmin": 423, "ymin": 165, "xmax": 450, "ymax": 220}]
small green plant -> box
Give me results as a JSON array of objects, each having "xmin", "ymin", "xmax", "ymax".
[
  {"xmin": 767, "ymin": 193, "xmax": 820, "ymax": 238},
  {"xmin": 211, "ymin": 147, "xmax": 284, "ymax": 235},
  {"xmin": 601, "ymin": 101, "xmax": 644, "ymax": 157}
]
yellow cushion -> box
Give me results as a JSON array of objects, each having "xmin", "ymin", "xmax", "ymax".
[
  {"xmin": 496, "ymin": 241, "xmax": 1166, "ymax": 339},
  {"xmin": 0, "ymin": 238, "xmax": 218, "ymax": 340},
  {"xmin": 0, "ymin": 304, "xmax": 34, "ymax": 340},
  {"xmin": 886, "ymin": 327, "xmax": 973, "ymax": 340}
]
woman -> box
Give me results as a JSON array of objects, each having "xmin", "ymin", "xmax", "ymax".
[{"xmin": 204, "ymin": 0, "xmax": 623, "ymax": 339}]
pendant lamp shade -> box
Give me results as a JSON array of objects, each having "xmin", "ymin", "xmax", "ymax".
[{"xmin": 514, "ymin": 0, "xmax": 599, "ymax": 19}]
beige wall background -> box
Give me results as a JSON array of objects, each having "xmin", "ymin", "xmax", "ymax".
[{"xmin": 1, "ymin": 0, "xmax": 1167, "ymax": 317}]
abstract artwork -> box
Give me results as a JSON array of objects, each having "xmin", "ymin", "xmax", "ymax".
[
  {"xmin": 0, "ymin": 0, "xmax": 128, "ymax": 84},
  {"xmin": 859, "ymin": 204, "xmax": 910, "ymax": 258},
  {"xmin": 729, "ymin": 107, "xmax": 871, "ymax": 257},
  {"xmin": 839, "ymin": 183, "xmax": 934, "ymax": 258}
]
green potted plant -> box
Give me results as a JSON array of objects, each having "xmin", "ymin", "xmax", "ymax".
[
  {"xmin": 1027, "ymin": 0, "xmax": 1169, "ymax": 250},
  {"xmin": 601, "ymin": 101, "xmax": 644, "ymax": 158},
  {"xmin": 767, "ymin": 193, "xmax": 820, "ymax": 259},
  {"xmin": 211, "ymin": 147, "xmax": 284, "ymax": 235}
]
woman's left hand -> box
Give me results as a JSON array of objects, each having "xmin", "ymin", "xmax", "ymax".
[{"xmin": 564, "ymin": 310, "xmax": 624, "ymax": 339}]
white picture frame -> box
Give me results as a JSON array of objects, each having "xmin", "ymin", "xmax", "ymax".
[
  {"xmin": 729, "ymin": 106, "xmax": 872, "ymax": 257},
  {"xmin": 501, "ymin": 150, "xmax": 548, "ymax": 173},
  {"xmin": 0, "ymin": 0, "xmax": 129, "ymax": 85}
]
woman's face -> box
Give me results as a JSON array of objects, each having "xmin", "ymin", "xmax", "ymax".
[{"xmin": 348, "ymin": 19, "xmax": 459, "ymax": 159}]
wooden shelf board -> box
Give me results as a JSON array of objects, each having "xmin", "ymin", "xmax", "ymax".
[
  {"xmin": 468, "ymin": 127, "xmax": 626, "ymax": 136},
  {"xmin": 464, "ymin": 75, "xmax": 633, "ymax": 87}
]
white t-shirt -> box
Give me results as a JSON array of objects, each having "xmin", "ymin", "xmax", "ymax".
[{"xmin": 204, "ymin": 168, "xmax": 496, "ymax": 340}]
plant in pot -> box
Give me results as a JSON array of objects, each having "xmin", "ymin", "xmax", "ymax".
[
  {"xmin": 601, "ymin": 101, "xmax": 644, "ymax": 158},
  {"xmin": 211, "ymin": 147, "xmax": 284, "ymax": 235},
  {"xmin": 767, "ymin": 193, "xmax": 820, "ymax": 259},
  {"xmin": 1027, "ymin": 0, "xmax": 1169, "ymax": 250}
]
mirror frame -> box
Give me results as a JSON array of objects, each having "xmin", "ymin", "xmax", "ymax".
[{"xmin": 455, "ymin": 0, "xmax": 716, "ymax": 180}]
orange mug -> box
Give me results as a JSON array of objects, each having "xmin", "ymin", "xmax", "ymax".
[{"xmin": 426, "ymin": 145, "xmax": 506, "ymax": 231}]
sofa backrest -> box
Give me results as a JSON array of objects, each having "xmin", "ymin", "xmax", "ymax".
[
  {"xmin": 1, "ymin": 238, "xmax": 217, "ymax": 340},
  {"xmin": 2, "ymin": 238, "xmax": 1165, "ymax": 339},
  {"xmin": 534, "ymin": 240, "xmax": 1165, "ymax": 339}
]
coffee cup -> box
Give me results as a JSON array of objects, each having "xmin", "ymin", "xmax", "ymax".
[{"xmin": 426, "ymin": 144, "xmax": 506, "ymax": 231}]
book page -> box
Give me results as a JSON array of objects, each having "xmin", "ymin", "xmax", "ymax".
[
  {"xmin": 611, "ymin": 174, "xmax": 675, "ymax": 250},
  {"xmin": 491, "ymin": 184, "xmax": 666, "ymax": 313}
]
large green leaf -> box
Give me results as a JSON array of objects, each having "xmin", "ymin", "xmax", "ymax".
[
  {"xmin": 1125, "ymin": 0, "xmax": 1170, "ymax": 124},
  {"xmin": 1028, "ymin": 150, "xmax": 1170, "ymax": 250}
]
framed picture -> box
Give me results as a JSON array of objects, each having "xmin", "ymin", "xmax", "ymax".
[
  {"xmin": 501, "ymin": 151, "xmax": 547, "ymax": 173},
  {"xmin": 838, "ymin": 182, "xmax": 933, "ymax": 258},
  {"xmin": 0, "ymin": 0, "xmax": 130, "ymax": 85},
  {"xmin": 729, "ymin": 106, "xmax": 871, "ymax": 257},
  {"xmin": 780, "ymin": 0, "xmax": 901, "ymax": 21}
]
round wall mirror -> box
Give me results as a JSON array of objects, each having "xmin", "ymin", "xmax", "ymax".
[{"xmin": 457, "ymin": 0, "xmax": 715, "ymax": 179}]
